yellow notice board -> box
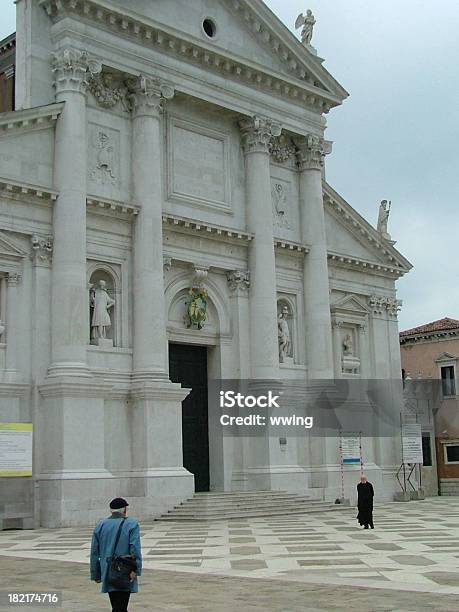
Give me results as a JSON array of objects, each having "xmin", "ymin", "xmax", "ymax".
[{"xmin": 0, "ymin": 423, "xmax": 33, "ymax": 477}]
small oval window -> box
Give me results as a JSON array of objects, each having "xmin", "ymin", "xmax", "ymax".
[{"xmin": 203, "ymin": 18, "xmax": 217, "ymax": 39}]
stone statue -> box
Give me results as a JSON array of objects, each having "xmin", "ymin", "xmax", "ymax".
[
  {"xmin": 278, "ymin": 305, "xmax": 291, "ymax": 363},
  {"xmin": 295, "ymin": 10, "xmax": 316, "ymax": 46},
  {"xmin": 342, "ymin": 333, "xmax": 354, "ymax": 357},
  {"xmin": 377, "ymin": 200, "xmax": 391, "ymax": 239},
  {"xmin": 90, "ymin": 280, "xmax": 115, "ymax": 340}
]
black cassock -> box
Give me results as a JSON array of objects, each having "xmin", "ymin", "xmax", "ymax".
[{"xmin": 357, "ymin": 482, "xmax": 374, "ymax": 527}]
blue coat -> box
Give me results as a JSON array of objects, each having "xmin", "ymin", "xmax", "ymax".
[{"xmin": 90, "ymin": 515, "xmax": 142, "ymax": 593}]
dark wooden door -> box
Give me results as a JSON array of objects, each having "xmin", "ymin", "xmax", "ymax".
[{"xmin": 169, "ymin": 344, "xmax": 209, "ymax": 492}]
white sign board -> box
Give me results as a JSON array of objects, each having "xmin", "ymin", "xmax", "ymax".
[
  {"xmin": 0, "ymin": 423, "xmax": 33, "ymax": 477},
  {"xmin": 402, "ymin": 423, "xmax": 423, "ymax": 464},
  {"xmin": 341, "ymin": 434, "xmax": 361, "ymax": 465}
]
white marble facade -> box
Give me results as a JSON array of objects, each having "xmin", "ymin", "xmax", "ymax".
[{"xmin": 0, "ymin": 0, "xmax": 412, "ymax": 527}]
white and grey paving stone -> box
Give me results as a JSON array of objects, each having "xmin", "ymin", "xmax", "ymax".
[{"xmin": 0, "ymin": 498, "xmax": 458, "ymax": 597}]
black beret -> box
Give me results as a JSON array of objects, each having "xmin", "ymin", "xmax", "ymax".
[{"xmin": 109, "ymin": 497, "xmax": 129, "ymax": 510}]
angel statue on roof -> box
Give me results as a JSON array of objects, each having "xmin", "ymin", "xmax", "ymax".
[{"xmin": 295, "ymin": 9, "xmax": 316, "ymax": 47}]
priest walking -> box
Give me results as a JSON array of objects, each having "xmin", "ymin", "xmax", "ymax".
[{"xmin": 357, "ymin": 475, "xmax": 374, "ymax": 529}]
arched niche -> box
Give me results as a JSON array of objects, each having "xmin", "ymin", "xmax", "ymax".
[
  {"xmin": 88, "ymin": 265, "xmax": 119, "ymax": 346},
  {"xmin": 277, "ymin": 296, "xmax": 296, "ymax": 362},
  {"xmin": 165, "ymin": 272, "xmax": 231, "ymax": 343}
]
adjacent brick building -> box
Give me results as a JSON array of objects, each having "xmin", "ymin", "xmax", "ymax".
[{"xmin": 400, "ymin": 318, "xmax": 459, "ymax": 496}]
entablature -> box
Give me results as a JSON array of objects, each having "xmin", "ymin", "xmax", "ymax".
[{"xmin": 39, "ymin": 0, "xmax": 344, "ymax": 117}]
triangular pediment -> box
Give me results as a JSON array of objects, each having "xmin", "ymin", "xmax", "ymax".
[
  {"xmin": 324, "ymin": 183, "xmax": 412, "ymax": 275},
  {"xmin": 0, "ymin": 231, "xmax": 27, "ymax": 261},
  {"xmin": 331, "ymin": 294, "xmax": 369, "ymax": 316},
  {"xmin": 435, "ymin": 352, "xmax": 458, "ymax": 363},
  {"xmin": 56, "ymin": 0, "xmax": 347, "ymax": 110}
]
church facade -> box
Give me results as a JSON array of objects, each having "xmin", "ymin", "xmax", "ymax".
[{"xmin": 0, "ymin": 0, "xmax": 411, "ymax": 528}]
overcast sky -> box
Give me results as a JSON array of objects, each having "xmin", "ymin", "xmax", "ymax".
[{"xmin": 1, "ymin": 1, "xmax": 458, "ymax": 331}]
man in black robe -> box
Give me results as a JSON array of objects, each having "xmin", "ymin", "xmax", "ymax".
[{"xmin": 357, "ymin": 475, "xmax": 374, "ymax": 529}]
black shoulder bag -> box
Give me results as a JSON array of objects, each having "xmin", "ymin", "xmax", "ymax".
[{"xmin": 107, "ymin": 519, "xmax": 137, "ymax": 591}]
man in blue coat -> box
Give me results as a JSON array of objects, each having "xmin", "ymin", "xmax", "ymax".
[{"xmin": 90, "ymin": 498, "xmax": 142, "ymax": 612}]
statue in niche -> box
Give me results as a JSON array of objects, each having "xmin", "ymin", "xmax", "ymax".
[
  {"xmin": 377, "ymin": 200, "xmax": 391, "ymax": 239},
  {"xmin": 342, "ymin": 333, "xmax": 354, "ymax": 357},
  {"xmin": 272, "ymin": 182, "xmax": 290, "ymax": 229},
  {"xmin": 295, "ymin": 9, "xmax": 316, "ymax": 46},
  {"xmin": 90, "ymin": 279, "xmax": 115, "ymax": 340},
  {"xmin": 278, "ymin": 305, "xmax": 292, "ymax": 363}
]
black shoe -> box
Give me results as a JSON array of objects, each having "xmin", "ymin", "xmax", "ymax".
[{"xmin": 364, "ymin": 525, "xmax": 369, "ymax": 529}]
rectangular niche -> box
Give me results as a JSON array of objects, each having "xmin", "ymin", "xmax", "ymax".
[{"xmin": 167, "ymin": 117, "xmax": 231, "ymax": 213}]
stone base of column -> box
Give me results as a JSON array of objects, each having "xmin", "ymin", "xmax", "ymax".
[
  {"xmin": 46, "ymin": 362, "xmax": 92, "ymax": 378},
  {"xmin": 35, "ymin": 468, "xmax": 194, "ymax": 527},
  {"xmin": 130, "ymin": 379, "xmax": 194, "ymax": 500}
]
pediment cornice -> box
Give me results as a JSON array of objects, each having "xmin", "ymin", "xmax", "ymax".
[
  {"xmin": 39, "ymin": 0, "xmax": 347, "ymax": 115},
  {"xmin": 324, "ymin": 182, "xmax": 412, "ymax": 276}
]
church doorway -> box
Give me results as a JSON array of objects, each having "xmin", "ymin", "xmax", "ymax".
[{"xmin": 169, "ymin": 343, "xmax": 210, "ymax": 492}]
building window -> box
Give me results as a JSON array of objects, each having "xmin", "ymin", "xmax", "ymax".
[
  {"xmin": 444, "ymin": 444, "xmax": 459, "ymax": 464},
  {"xmin": 422, "ymin": 435, "xmax": 432, "ymax": 467},
  {"xmin": 202, "ymin": 18, "xmax": 217, "ymax": 38},
  {"xmin": 441, "ymin": 365, "xmax": 456, "ymax": 396}
]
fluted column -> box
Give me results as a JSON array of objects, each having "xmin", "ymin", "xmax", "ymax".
[
  {"xmin": 297, "ymin": 135, "xmax": 334, "ymax": 380},
  {"xmin": 239, "ymin": 116, "xmax": 280, "ymax": 380},
  {"xmin": 47, "ymin": 49, "xmax": 100, "ymax": 377},
  {"xmin": 129, "ymin": 76, "xmax": 174, "ymax": 382}
]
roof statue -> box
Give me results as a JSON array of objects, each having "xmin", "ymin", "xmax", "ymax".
[
  {"xmin": 377, "ymin": 200, "xmax": 392, "ymax": 240},
  {"xmin": 295, "ymin": 9, "xmax": 317, "ymax": 54}
]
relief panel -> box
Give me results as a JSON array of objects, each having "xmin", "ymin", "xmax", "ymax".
[{"xmin": 167, "ymin": 117, "xmax": 231, "ymax": 213}]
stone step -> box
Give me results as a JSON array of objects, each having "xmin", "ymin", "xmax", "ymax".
[
  {"xmin": 178, "ymin": 496, "xmax": 321, "ymax": 507},
  {"xmin": 172, "ymin": 500, "xmax": 328, "ymax": 512},
  {"xmin": 158, "ymin": 490, "xmax": 348, "ymax": 522}
]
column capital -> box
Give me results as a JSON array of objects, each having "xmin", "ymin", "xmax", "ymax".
[
  {"xmin": 296, "ymin": 134, "xmax": 325, "ymax": 171},
  {"xmin": 127, "ymin": 75, "xmax": 175, "ymax": 119},
  {"xmin": 7, "ymin": 272, "xmax": 22, "ymax": 287},
  {"xmin": 239, "ymin": 115, "xmax": 282, "ymax": 155},
  {"xmin": 51, "ymin": 48, "xmax": 101, "ymax": 96}
]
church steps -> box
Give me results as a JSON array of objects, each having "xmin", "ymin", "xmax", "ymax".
[{"xmin": 158, "ymin": 491, "xmax": 347, "ymax": 521}]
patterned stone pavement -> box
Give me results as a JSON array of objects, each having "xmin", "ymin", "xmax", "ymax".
[{"xmin": 0, "ymin": 498, "xmax": 459, "ymax": 597}]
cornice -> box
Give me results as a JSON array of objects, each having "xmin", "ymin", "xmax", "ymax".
[
  {"xmin": 0, "ymin": 34, "xmax": 16, "ymax": 56},
  {"xmin": 327, "ymin": 252, "xmax": 404, "ymax": 279},
  {"xmin": 39, "ymin": 0, "xmax": 343, "ymax": 114},
  {"xmin": 324, "ymin": 182, "xmax": 412, "ymax": 276},
  {"xmin": 87, "ymin": 195, "xmax": 140, "ymax": 217},
  {"xmin": 274, "ymin": 239, "xmax": 308, "ymax": 254},
  {"xmin": 400, "ymin": 329, "xmax": 459, "ymax": 346},
  {"xmin": 0, "ymin": 103, "xmax": 64, "ymax": 132},
  {"xmin": 0, "ymin": 178, "xmax": 58, "ymax": 202},
  {"xmin": 162, "ymin": 212, "xmax": 254, "ymax": 243}
]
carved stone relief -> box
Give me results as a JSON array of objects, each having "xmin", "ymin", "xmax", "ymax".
[
  {"xmin": 269, "ymin": 134, "xmax": 296, "ymax": 164},
  {"xmin": 88, "ymin": 125, "xmax": 120, "ymax": 188},
  {"xmin": 271, "ymin": 179, "xmax": 291, "ymax": 230}
]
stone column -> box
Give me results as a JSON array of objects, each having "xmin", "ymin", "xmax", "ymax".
[
  {"xmin": 297, "ymin": 135, "xmax": 334, "ymax": 380},
  {"xmin": 5, "ymin": 273, "xmax": 21, "ymax": 371},
  {"xmin": 129, "ymin": 76, "xmax": 173, "ymax": 382},
  {"xmin": 332, "ymin": 319, "xmax": 343, "ymax": 379},
  {"xmin": 47, "ymin": 48, "xmax": 99, "ymax": 377},
  {"xmin": 37, "ymin": 50, "xmax": 112, "ymax": 528},
  {"xmin": 239, "ymin": 116, "xmax": 280, "ymax": 380},
  {"xmin": 126, "ymin": 77, "xmax": 194, "ymax": 512}
]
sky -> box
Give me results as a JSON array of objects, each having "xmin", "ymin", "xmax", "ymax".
[{"xmin": 1, "ymin": 1, "xmax": 458, "ymax": 331}]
